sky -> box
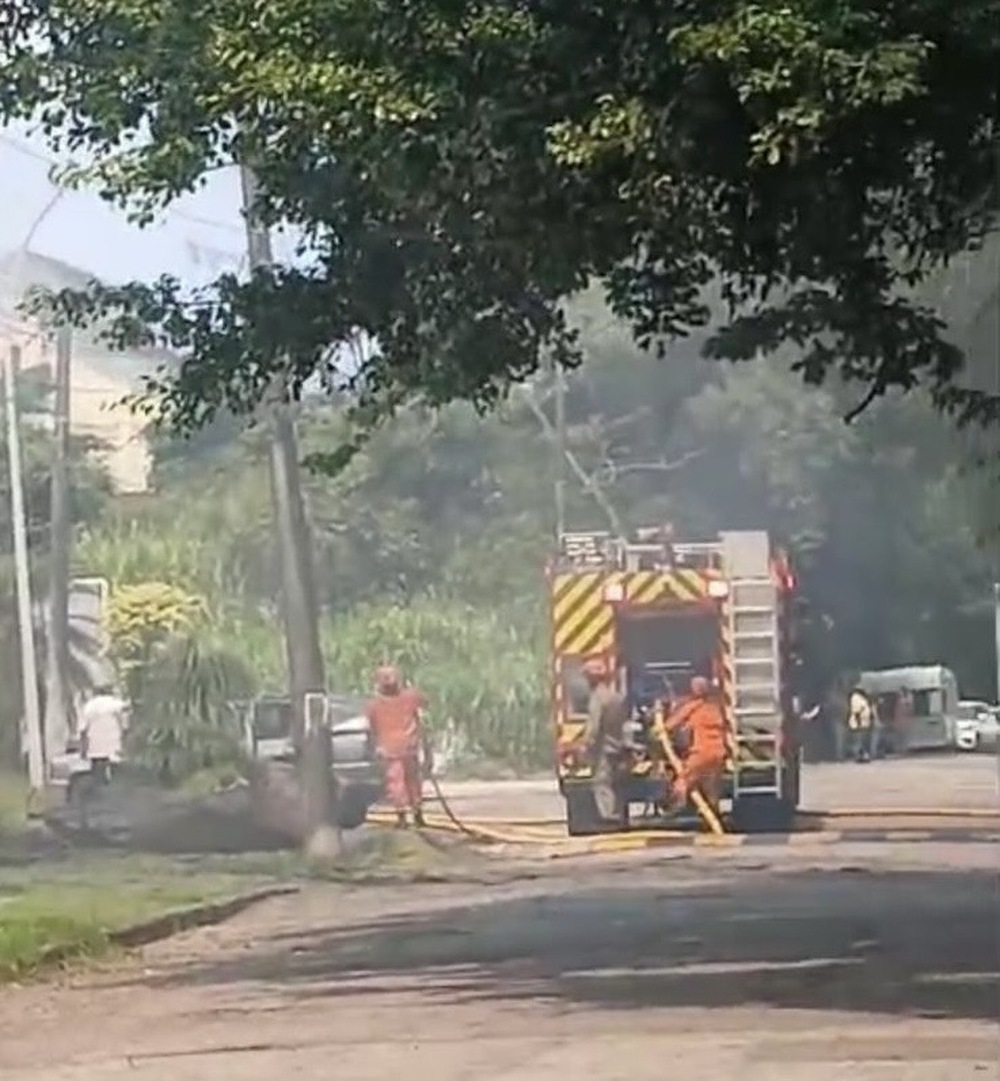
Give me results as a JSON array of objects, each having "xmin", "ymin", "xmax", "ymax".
[
  {"xmin": 0, "ymin": 122, "xmax": 248, "ymax": 286},
  {"xmin": 0, "ymin": 121, "xmax": 361, "ymax": 383}
]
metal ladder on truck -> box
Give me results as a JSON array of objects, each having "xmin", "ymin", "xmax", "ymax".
[
  {"xmin": 718, "ymin": 532, "xmax": 786, "ymax": 828},
  {"xmin": 729, "ymin": 576, "xmax": 783, "ymax": 807}
]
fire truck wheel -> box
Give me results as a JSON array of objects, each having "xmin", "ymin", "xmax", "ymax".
[
  {"xmin": 564, "ymin": 785, "xmax": 605, "ymax": 836},
  {"xmin": 731, "ymin": 795, "xmax": 794, "ymax": 835}
]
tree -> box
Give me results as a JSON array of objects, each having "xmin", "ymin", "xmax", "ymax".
[{"xmin": 1, "ymin": 1, "xmax": 997, "ymax": 441}]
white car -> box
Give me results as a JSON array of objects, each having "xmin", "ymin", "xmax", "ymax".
[{"xmin": 956, "ymin": 701, "xmax": 1000, "ymax": 751}]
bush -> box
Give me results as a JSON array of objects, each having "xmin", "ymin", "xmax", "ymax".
[
  {"xmin": 99, "ymin": 580, "xmax": 552, "ymax": 775},
  {"xmin": 106, "ymin": 583, "xmax": 257, "ymax": 783},
  {"xmin": 125, "ymin": 632, "xmax": 256, "ymax": 783}
]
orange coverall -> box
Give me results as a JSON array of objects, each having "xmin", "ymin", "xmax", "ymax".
[
  {"xmin": 365, "ymin": 687, "xmax": 427, "ymax": 815},
  {"xmin": 664, "ymin": 693, "xmax": 728, "ymax": 810}
]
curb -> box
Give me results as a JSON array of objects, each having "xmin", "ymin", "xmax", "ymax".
[
  {"xmin": 21, "ymin": 885, "xmax": 299, "ymax": 975},
  {"xmin": 110, "ymin": 885, "xmax": 300, "ymax": 949}
]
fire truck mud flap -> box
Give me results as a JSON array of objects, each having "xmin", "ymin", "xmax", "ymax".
[
  {"xmin": 730, "ymin": 794, "xmax": 795, "ymax": 834},
  {"xmin": 563, "ymin": 782, "xmax": 628, "ymax": 837}
]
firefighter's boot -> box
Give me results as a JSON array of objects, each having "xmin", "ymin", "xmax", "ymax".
[
  {"xmin": 395, "ymin": 812, "xmax": 409, "ymax": 829},
  {"xmin": 413, "ymin": 808, "xmax": 426, "ymax": 829}
]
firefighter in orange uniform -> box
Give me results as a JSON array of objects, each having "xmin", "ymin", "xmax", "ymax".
[
  {"xmin": 664, "ymin": 675, "xmax": 727, "ymax": 814},
  {"xmin": 365, "ymin": 665, "xmax": 428, "ymax": 828}
]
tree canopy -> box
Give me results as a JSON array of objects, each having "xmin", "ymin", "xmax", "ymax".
[{"xmin": 2, "ymin": 1, "xmax": 998, "ymax": 435}]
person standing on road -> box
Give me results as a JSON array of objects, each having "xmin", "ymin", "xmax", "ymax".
[
  {"xmin": 845, "ymin": 687, "xmax": 876, "ymax": 763},
  {"xmin": 365, "ymin": 665, "xmax": 429, "ymax": 829},
  {"xmin": 664, "ymin": 675, "xmax": 728, "ymax": 816},
  {"xmin": 582, "ymin": 657, "xmax": 629, "ymax": 823},
  {"xmin": 890, "ymin": 687, "xmax": 913, "ymax": 755},
  {"xmin": 78, "ymin": 683, "xmax": 128, "ymax": 785}
]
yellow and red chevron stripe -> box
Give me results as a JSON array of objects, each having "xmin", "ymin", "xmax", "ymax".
[
  {"xmin": 717, "ymin": 589, "xmax": 738, "ymax": 770},
  {"xmin": 620, "ymin": 567, "xmax": 708, "ymax": 606},
  {"xmin": 551, "ymin": 571, "xmax": 616, "ymax": 656},
  {"xmin": 550, "ymin": 568, "xmax": 711, "ymax": 656}
]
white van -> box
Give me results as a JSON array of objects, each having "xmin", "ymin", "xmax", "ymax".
[{"xmin": 857, "ymin": 666, "xmax": 959, "ymax": 753}]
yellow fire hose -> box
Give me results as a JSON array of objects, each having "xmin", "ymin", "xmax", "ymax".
[
  {"xmin": 366, "ymin": 756, "xmax": 994, "ymax": 850},
  {"xmin": 368, "ymin": 741, "xmax": 729, "ymax": 848},
  {"xmin": 650, "ymin": 713, "xmax": 726, "ymax": 836}
]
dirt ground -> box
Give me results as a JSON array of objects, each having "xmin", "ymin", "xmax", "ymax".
[{"xmin": 1, "ymin": 758, "xmax": 998, "ymax": 1080}]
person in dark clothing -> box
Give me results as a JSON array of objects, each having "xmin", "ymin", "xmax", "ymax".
[{"xmin": 582, "ymin": 657, "xmax": 629, "ymax": 822}]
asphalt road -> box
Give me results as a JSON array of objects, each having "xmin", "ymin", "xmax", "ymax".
[
  {"xmin": 1, "ymin": 756, "xmax": 997, "ymax": 1080},
  {"xmin": 437, "ymin": 753, "xmax": 1000, "ymax": 822}
]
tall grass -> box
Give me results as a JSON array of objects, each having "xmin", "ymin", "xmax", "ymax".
[
  {"xmin": 78, "ymin": 519, "xmax": 551, "ymax": 771},
  {"xmin": 324, "ymin": 595, "xmax": 549, "ymax": 769}
]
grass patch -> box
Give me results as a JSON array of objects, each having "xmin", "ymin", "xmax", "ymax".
[
  {"xmin": 306, "ymin": 827, "xmax": 510, "ymax": 885},
  {"xmin": 0, "ymin": 853, "xmax": 274, "ymax": 983}
]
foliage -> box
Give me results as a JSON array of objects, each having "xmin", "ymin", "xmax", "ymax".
[
  {"xmin": 126, "ymin": 631, "xmax": 255, "ymax": 782},
  {"xmin": 105, "ymin": 581, "xmax": 207, "ymax": 664},
  {"xmin": 2, "ymin": 1, "xmax": 997, "ymax": 440},
  {"xmin": 69, "ymin": 292, "xmax": 999, "ymax": 771},
  {"xmin": 103, "ymin": 582, "xmax": 255, "ymax": 781},
  {"xmin": 324, "ymin": 596, "xmax": 549, "ymax": 769}
]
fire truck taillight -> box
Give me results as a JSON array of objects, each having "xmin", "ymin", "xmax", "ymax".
[
  {"xmin": 558, "ymin": 743, "xmax": 580, "ymax": 768},
  {"xmin": 707, "ymin": 579, "xmax": 730, "ymax": 599}
]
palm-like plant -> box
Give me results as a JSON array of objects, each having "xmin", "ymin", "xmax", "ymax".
[{"xmin": 104, "ymin": 582, "xmax": 258, "ymax": 782}]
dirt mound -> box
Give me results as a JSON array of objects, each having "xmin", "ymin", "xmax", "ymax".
[
  {"xmin": 44, "ymin": 779, "xmax": 293, "ymax": 854},
  {"xmin": 328, "ymin": 827, "xmax": 493, "ymax": 882}
]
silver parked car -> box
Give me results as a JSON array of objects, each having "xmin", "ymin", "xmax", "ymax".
[{"xmin": 246, "ymin": 694, "xmax": 383, "ymax": 829}]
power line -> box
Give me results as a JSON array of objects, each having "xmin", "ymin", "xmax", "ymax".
[{"xmin": 0, "ymin": 132, "xmax": 245, "ymax": 239}]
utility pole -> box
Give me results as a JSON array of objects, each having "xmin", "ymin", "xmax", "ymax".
[
  {"xmin": 3, "ymin": 344, "xmax": 45, "ymax": 808},
  {"xmin": 553, "ymin": 357, "xmax": 567, "ymax": 539},
  {"xmin": 44, "ymin": 326, "xmax": 72, "ymax": 757},
  {"xmin": 238, "ymin": 163, "xmax": 338, "ymax": 858},
  {"xmin": 993, "ymin": 581, "xmax": 999, "ymax": 704}
]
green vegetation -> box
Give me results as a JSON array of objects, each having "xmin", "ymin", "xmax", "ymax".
[
  {"xmin": 54, "ymin": 309, "xmax": 994, "ymax": 780},
  {"xmin": 2, "ymin": 1, "xmax": 997, "ymax": 432},
  {"xmin": 0, "ymin": 856, "xmax": 265, "ymax": 982},
  {"xmin": 0, "ymin": 3, "xmax": 996, "ymax": 783}
]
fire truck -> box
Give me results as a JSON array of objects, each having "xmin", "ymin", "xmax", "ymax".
[{"xmin": 549, "ymin": 528, "xmax": 800, "ymax": 836}]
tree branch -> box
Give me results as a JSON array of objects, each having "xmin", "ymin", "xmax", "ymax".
[
  {"xmin": 520, "ymin": 387, "xmax": 624, "ymax": 535},
  {"xmin": 600, "ymin": 448, "xmax": 705, "ymax": 479},
  {"xmin": 844, "ymin": 384, "xmax": 881, "ymax": 424}
]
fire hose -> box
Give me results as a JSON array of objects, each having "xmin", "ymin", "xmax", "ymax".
[{"xmin": 365, "ymin": 750, "xmax": 996, "ymax": 847}]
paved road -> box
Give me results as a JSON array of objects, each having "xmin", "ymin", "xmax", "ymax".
[
  {"xmin": 1, "ymin": 758, "xmax": 997, "ymax": 1080},
  {"xmin": 437, "ymin": 754, "xmax": 999, "ymax": 822},
  {"xmin": 1, "ymin": 843, "xmax": 998, "ymax": 1079}
]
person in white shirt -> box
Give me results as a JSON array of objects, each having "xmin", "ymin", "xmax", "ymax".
[
  {"xmin": 845, "ymin": 687, "xmax": 876, "ymax": 763},
  {"xmin": 78, "ymin": 684, "xmax": 128, "ymax": 784}
]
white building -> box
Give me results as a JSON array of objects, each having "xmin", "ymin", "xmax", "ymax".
[{"xmin": 0, "ymin": 249, "xmax": 177, "ymax": 494}]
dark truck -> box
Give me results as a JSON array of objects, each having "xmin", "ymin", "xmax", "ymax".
[{"xmin": 245, "ymin": 693, "xmax": 383, "ymax": 830}]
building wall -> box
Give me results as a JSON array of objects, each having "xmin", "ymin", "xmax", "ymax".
[{"xmin": 0, "ymin": 319, "xmax": 153, "ymax": 493}]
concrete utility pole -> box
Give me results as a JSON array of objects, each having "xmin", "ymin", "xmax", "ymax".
[
  {"xmin": 993, "ymin": 581, "xmax": 999, "ymax": 704},
  {"xmin": 553, "ymin": 357, "xmax": 567, "ymax": 539},
  {"xmin": 44, "ymin": 326, "xmax": 73, "ymax": 757},
  {"xmin": 3, "ymin": 344, "xmax": 45, "ymax": 807},
  {"xmin": 238, "ymin": 163, "xmax": 338, "ymax": 858}
]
